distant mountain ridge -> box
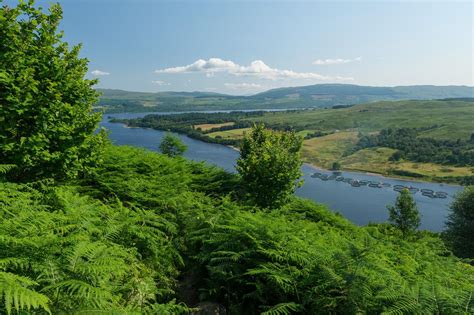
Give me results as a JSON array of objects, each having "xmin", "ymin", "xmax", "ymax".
[
  {"xmin": 251, "ymin": 84, "xmax": 473, "ymax": 101},
  {"xmin": 96, "ymin": 84, "xmax": 474, "ymax": 113}
]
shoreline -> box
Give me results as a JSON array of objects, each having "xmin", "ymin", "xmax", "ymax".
[
  {"xmin": 225, "ymin": 144, "xmax": 462, "ymax": 187},
  {"xmin": 304, "ymin": 164, "xmax": 462, "ymax": 187}
]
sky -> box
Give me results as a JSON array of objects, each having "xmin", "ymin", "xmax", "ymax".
[{"xmin": 5, "ymin": 0, "xmax": 474, "ymax": 94}]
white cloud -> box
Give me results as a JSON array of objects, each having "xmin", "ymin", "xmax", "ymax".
[
  {"xmin": 312, "ymin": 57, "xmax": 362, "ymax": 65},
  {"xmin": 91, "ymin": 70, "xmax": 110, "ymax": 76},
  {"xmin": 151, "ymin": 80, "xmax": 170, "ymax": 86},
  {"xmin": 155, "ymin": 58, "xmax": 353, "ymax": 81},
  {"xmin": 224, "ymin": 83, "xmax": 263, "ymax": 90}
]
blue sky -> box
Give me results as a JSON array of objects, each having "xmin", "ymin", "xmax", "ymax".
[{"xmin": 6, "ymin": 0, "xmax": 474, "ymax": 94}]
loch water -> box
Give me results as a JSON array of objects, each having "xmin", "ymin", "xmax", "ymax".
[{"xmin": 100, "ymin": 112, "xmax": 463, "ymax": 232}]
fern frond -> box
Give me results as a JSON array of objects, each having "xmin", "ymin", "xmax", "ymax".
[
  {"xmin": 0, "ymin": 164, "xmax": 16, "ymax": 175},
  {"xmin": 46, "ymin": 279, "xmax": 116, "ymax": 309},
  {"xmin": 381, "ymin": 296, "xmax": 419, "ymax": 315},
  {"xmin": 261, "ymin": 302, "xmax": 301, "ymax": 315},
  {"xmin": 0, "ymin": 271, "xmax": 50, "ymax": 314}
]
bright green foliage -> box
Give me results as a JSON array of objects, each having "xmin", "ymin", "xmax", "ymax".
[
  {"xmin": 0, "ymin": 181, "xmax": 191, "ymax": 313},
  {"xmin": 189, "ymin": 198, "xmax": 474, "ymax": 314},
  {"xmin": 0, "ymin": 271, "xmax": 50, "ymax": 314},
  {"xmin": 0, "ymin": 1, "xmax": 106, "ymax": 180},
  {"xmin": 237, "ymin": 124, "xmax": 303, "ymax": 208},
  {"xmin": 1, "ymin": 145, "xmax": 473, "ymax": 314},
  {"xmin": 444, "ymin": 186, "xmax": 474, "ymax": 259},
  {"xmin": 387, "ymin": 189, "xmax": 421, "ymax": 236},
  {"xmin": 159, "ymin": 133, "xmax": 187, "ymax": 157}
]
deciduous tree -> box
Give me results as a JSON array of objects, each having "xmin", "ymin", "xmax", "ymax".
[
  {"xmin": 0, "ymin": 0, "xmax": 106, "ymax": 180},
  {"xmin": 444, "ymin": 186, "xmax": 474, "ymax": 258},
  {"xmin": 159, "ymin": 133, "xmax": 187, "ymax": 157},
  {"xmin": 387, "ymin": 189, "xmax": 421, "ymax": 236},
  {"xmin": 237, "ymin": 124, "xmax": 303, "ymax": 208}
]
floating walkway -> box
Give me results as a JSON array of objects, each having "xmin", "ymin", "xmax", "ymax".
[{"xmin": 310, "ymin": 172, "xmax": 449, "ymax": 199}]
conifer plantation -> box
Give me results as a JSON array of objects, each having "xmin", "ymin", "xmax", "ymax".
[{"xmin": 0, "ymin": 1, "xmax": 473, "ymax": 314}]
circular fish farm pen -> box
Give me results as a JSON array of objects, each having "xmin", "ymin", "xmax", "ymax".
[
  {"xmin": 422, "ymin": 191, "xmax": 436, "ymax": 198},
  {"xmin": 368, "ymin": 182, "xmax": 382, "ymax": 188},
  {"xmin": 368, "ymin": 184, "xmax": 382, "ymax": 188},
  {"xmin": 310, "ymin": 171, "xmax": 452, "ymax": 200},
  {"xmin": 435, "ymin": 191, "xmax": 448, "ymax": 198}
]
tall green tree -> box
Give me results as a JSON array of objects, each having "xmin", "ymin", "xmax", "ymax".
[
  {"xmin": 0, "ymin": 0, "xmax": 106, "ymax": 180},
  {"xmin": 444, "ymin": 186, "xmax": 474, "ymax": 258},
  {"xmin": 387, "ymin": 189, "xmax": 421, "ymax": 236},
  {"xmin": 159, "ymin": 133, "xmax": 187, "ymax": 157},
  {"xmin": 237, "ymin": 124, "xmax": 303, "ymax": 208}
]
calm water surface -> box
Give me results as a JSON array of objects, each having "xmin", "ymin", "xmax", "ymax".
[{"xmin": 100, "ymin": 112, "xmax": 463, "ymax": 232}]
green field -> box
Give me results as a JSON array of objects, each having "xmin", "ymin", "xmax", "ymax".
[
  {"xmin": 194, "ymin": 122, "xmax": 235, "ymax": 131},
  {"xmin": 301, "ymin": 131, "xmax": 359, "ymax": 168},
  {"xmin": 208, "ymin": 127, "xmax": 251, "ymax": 139},
  {"xmin": 339, "ymin": 148, "xmax": 473, "ymax": 178}
]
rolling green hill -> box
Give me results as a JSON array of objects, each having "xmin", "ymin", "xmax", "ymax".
[
  {"xmin": 251, "ymin": 99, "xmax": 474, "ymax": 140},
  {"xmin": 96, "ymin": 84, "xmax": 474, "ymax": 113}
]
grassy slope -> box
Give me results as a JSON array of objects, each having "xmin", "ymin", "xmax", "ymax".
[
  {"xmin": 252, "ymin": 100, "xmax": 474, "ymax": 140},
  {"xmin": 340, "ymin": 148, "xmax": 474, "ymax": 177},
  {"xmin": 301, "ymin": 131, "xmax": 359, "ymax": 168}
]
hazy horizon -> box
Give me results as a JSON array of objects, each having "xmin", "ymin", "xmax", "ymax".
[{"xmin": 95, "ymin": 83, "xmax": 474, "ymax": 97}]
